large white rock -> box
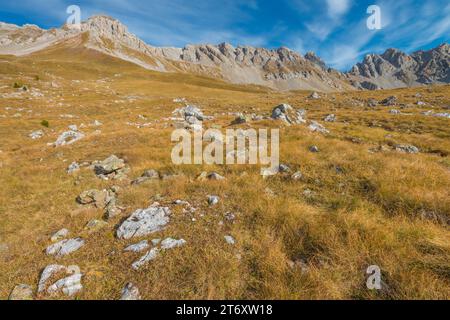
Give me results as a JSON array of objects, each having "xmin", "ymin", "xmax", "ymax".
[
  {"xmin": 46, "ymin": 238, "xmax": 85, "ymax": 257},
  {"xmin": 38, "ymin": 264, "xmax": 82, "ymax": 296},
  {"xmin": 116, "ymin": 205, "xmax": 171, "ymax": 239}
]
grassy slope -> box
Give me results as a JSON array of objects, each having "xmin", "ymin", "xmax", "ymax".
[{"xmin": 0, "ymin": 46, "xmax": 449, "ymax": 300}]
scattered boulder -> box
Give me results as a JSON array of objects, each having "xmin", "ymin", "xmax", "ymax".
[
  {"xmin": 208, "ymin": 195, "xmax": 220, "ymax": 206},
  {"xmin": 380, "ymin": 96, "xmax": 397, "ymax": 106},
  {"xmin": 50, "ymin": 229, "xmax": 69, "ymax": 243},
  {"xmin": 9, "ymin": 284, "xmax": 34, "ymax": 300},
  {"xmin": 120, "ymin": 283, "xmax": 141, "ymax": 300},
  {"xmin": 116, "ymin": 204, "xmax": 171, "ymax": 240},
  {"xmin": 309, "ymin": 145, "xmax": 319, "ymax": 153},
  {"xmin": 271, "ymin": 104, "xmax": 306, "ymax": 125},
  {"xmin": 47, "ymin": 273, "xmax": 82, "ymax": 297},
  {"xmin": 197, "ymin": 171, "xmax": 225, "ymax": 181},
  {"xmin": 395, "ymin": 144, "xmax": 419, "ymax": 154},
  {"xmin": 38, "ymin": 265, "xmax": 82, "ymax": 296},
  {"xmin": 389, "ymin": 109, "xmax": 401, "ymax": 115},
  {"xmin": 131, "ymin": 169, "xmax": 160, "ymax": 185},
  {"xmin": 29, "ymin": 130, "xmax": 44, "ymax": 140},
  {"xmin": 77, "ymin": 189, "xmax": 109, "ymax": 208},
  {"xmin": 46, "ymin": 238, "xmax": 85, "ymax": 257},
  {"xmin": 261, "ymin": 167, "xmax": 280, "ymax": 178},
  {"xmin": 84, "ymin": 219, "xmax": 108, "ymax": 232},
  {"xmin": 291, "ymin": 171, "xmax": 303, "ymax": 181},
  {"xmin": 77, "ymin": 188, "xmax": 122, "ymax": 220},
  {"xmin": 67, "ymin": 162, "xmax": 80, "ymax": 174},
  {"xmin": 132, "ymin": 248, "xmax": 159, "ymax": 270},
  {"xmin": 224, "ymin": 235, "xmax": 235, "ymax": 245},
  {"xmin": 160, "ymin": 238, "xmax": 187, "ymax": 250},
  {"xmin": 94, "ymin": 155, "xmax": 129, "ymax": 180},
  {"xmin": 367, "ymin": 98, "xmax": 378, "ymax": 107},
  {"xmin": 308, "ymin": 121, "xmax": 329, "ymax": 134},
  {"xmin": 309, "ymin": 92, "xmax": 320, "ymax": 99},
  {"xmin": 124, "ymin": 240, "xmax": 150, "ymax": 253},
  {"xmin": 231, "ymin": 114, "xmax": 248, "ymax": 125},
  {"xmin": 54, "ymin": 131, "xmax": 85, "ymax": 147},
  {"xmin": 324, "ymin": 114, "xmax": 336, "ymax": 122},
  {"xmin": 279, "ymin": 164, "xmax": 290, "ymax": 173}
]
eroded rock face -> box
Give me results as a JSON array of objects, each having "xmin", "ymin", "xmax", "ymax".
[
  {"xmin": 348, "ymin": 44, "xmax": 450, "ymax": 90},
  {"xmin": 116, "ymin": 205, "xmax": 171, "ymax": 239}
]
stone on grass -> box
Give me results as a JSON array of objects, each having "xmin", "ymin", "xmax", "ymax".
[
  {"xmin": 116, "ymin": 205, "xmax": 171, "ymax": 240},
  {"xmin": 132, "ymin": 248, "xmax": 159, "ymax": 270},
  {"xmin": 67, "ymin": 162, "xmax": 80, "ymax": 174},
  {"xmin": 29, "ymin": 130, "xmax": 44, "ymax": 140},
  {"xmin": 291, "ymin": 171, "xmax": 303, "ymax": 181},
  {"xmin": 231, "ymin": 114, "xmax": 248, "ymax": 125},
  {"xmin": 120, "ymin": 283, "xmax": 141, "ymax": 300},
  {"xmin": 309, "ymin": 92, "xmax": 320, "ymax": 99},
  {"xmin": 324, "ymin": 114, "xmax": 336, "ymax": 122},
  {"xmin": 309, "ymin": 145, "xmax": 319, "ymax": 153},
  {"xmin": 47, "ymin": 273, "xmax": 82, "ymax": 297},
  {"xmin": 308, "ymin": 121, "xmax": 329, "ymax": 134},
  {"xmin": 160, "ymin": 238, "xmax": 187, "ymax": 250},
  {"xmin": 54, "ymin": 131, "xmax": 85, "ymax": 147},
  {"xmin": 131, "ymin": 169, "xmax": 160, "ymax": 185},
  {"xmin": 46, "ymin": 238, "xmax": 84, "ymax": 257},
  {"xmin": 208, "ymin": 195, "xmax": 220, "ymax": 206},
  {"xmin": 9, "ymin": 284, "xmax": 34, "ymax": 300},
  {"xmin": 279, "ymin": 164, "xmax": 290, "ymax": 173},
  {"xmin": 50, "ymin": 228, "xmax": 69, "ymax": 242},
  {"xmin": 380, "ymin": 96, "xmax": 397, "ymax": 106},
  {"xmin": 38, "ymin": 264, "xmax": 82, "ymax": 296},
  {"xmin": 94, "ymin": 155, "xmax": 127, "ymax": 180},
  {"xmin": 84, "ymin": 219, "xmax": 108, "ymax": 232},
  {"xmin": 395, "ymin": 144, "xmax": 419, "ymax": 154},
  {"xmin": 271, "ymin": 104, "xmax": 306, "ymax": 125},
  {"xmin": 224, "ymin": 236, "xmax": 236, "ymax": 245},
  {"xmin": 124, "ymin": 240, "xmax": 150, "ymax": 253}
]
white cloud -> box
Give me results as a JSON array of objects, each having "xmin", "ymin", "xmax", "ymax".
[{"xmin": 326, "ymin": 0, "xmax": 351, "ymax": 18}]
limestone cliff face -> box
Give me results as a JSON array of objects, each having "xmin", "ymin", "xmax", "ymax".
[{"xmin": 348, "ymin": 44, "xmax": 450, "ymax": 89}]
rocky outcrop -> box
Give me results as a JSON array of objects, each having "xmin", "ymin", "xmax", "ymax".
[{"xmin": 348, "ymin": 44, "xmax": 449, "ymax": 90}]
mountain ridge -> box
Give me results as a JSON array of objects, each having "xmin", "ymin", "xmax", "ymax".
[{"xmin": 0, "ymin": 15, "xmax": 448, "ymax": 92}]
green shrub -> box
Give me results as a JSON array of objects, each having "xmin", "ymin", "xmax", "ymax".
[{"xmin": 41, "ymin": 120, "xmax": 49, "ymax": 128}]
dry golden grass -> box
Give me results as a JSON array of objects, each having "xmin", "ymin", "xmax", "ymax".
[{"xmin": 0, "ymin": 46, "xmax": 449, "ymax": 300}]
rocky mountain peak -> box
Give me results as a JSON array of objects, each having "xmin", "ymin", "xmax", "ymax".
[{"xmin": 304, "ymin": 51, "xmax": 327, "ymax": 69}]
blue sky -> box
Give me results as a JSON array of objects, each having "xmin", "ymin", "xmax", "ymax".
[{"xmin": 1, "ymin": 0, "xmax": 449, "ymax": 70}]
